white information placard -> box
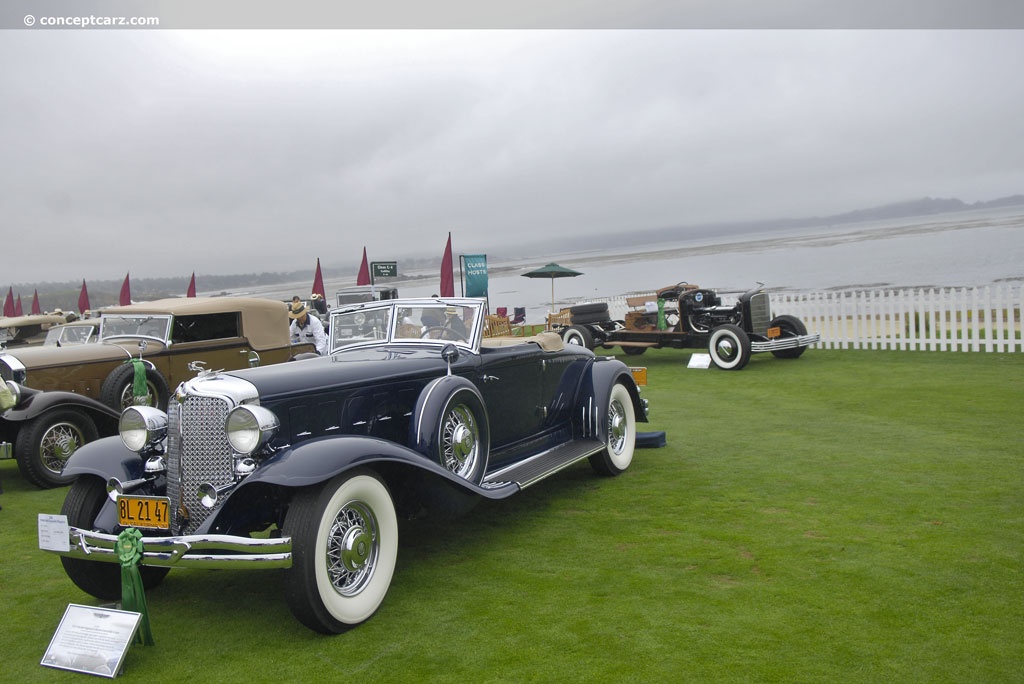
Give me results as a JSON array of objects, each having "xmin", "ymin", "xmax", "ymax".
[
  {"xmin": 687, "ymin": 353, "xmax": 712, "ymax": 369},
  {"xmin": 41, "ymin": 604, "xmax": 142, "ymax": 678},
  {"xmin": 38, "ymin": 513, "xmax": 70, "ymax": 552}
]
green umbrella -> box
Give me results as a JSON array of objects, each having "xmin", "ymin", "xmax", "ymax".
[{"xmin": 521, "ymin": 262, "xmax": 583, "ymax": 312}]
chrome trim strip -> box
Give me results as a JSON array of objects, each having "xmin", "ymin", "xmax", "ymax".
[{"xmin": 47, "ymin": 527, "xmax": 292, "ymax": 569}]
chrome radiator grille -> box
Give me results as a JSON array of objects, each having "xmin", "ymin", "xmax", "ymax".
[
  {"xmin": 749, "ymin": 292, "xmax": 771, "ymax": 336},
  {"xmin": 167, "ymin": 393, "xmax": 234, "ymax": 535}
]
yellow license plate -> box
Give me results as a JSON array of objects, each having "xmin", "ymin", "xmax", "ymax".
[
  {"xmin": 629, "ymin": 367, "xmax": 648, "ymax": 386},
  {"xmin": 767, "ymin": 326, "xmax": 781, "ymax": 339},
  {"xmin": 117, "ymin": 495, "xmax": 170, "ymax": 530}
]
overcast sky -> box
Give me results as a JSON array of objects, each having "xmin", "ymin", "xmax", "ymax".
[{"xmin": 3, "ymin": 27, "xmax": 1023, "ymax": 285}]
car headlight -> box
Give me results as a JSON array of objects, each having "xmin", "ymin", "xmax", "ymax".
[
  {"xmin": 120, "ymin": 406, "xmax": 168, "ymax": 453},
  {"xmin": 226, "ymin": 405, "xmax": 279, "ymax": 455},
  {"xmin": 2, "ymin": 380, "xmax": 22, "ymax": 409}
]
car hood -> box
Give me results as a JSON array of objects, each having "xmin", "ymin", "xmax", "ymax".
[
  {"xmin": 1, "ymin": 339, "xmax": 165, "ymax": 369},
  {"xmin": 225, "ymin": 345, "xmax": 469, "ymax": 398}
]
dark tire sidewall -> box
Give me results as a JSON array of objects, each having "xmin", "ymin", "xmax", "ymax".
[{"xmin": 100, "ymin": 363, "xmax": 170, "ymax": 412}]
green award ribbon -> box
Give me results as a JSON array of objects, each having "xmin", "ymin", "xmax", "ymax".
[
  {"xmin": 130, "ymin": 358, "xmax": 148, "ymax": 403},
  {"xmin": 117, "ymin": 527, "xmax": 154, "ymax": 645}
]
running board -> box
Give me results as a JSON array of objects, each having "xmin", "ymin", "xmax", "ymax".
[{"xmin": 484, "ymin": 439, "xmax": 605, "ymax": 489}]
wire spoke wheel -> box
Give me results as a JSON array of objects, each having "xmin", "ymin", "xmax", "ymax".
[
  {"xmin": 441, "ymin": 403, "xmax": 481, "ymax": 479},
  {"xmin": 326, "ymin": 501, "xmax": 380, "ymax": 597},
  {"xmin": 40, "ymin": 420, "xmax": 87, "ymax": 474}
]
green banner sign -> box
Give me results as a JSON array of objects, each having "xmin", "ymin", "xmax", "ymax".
[
  {"xmin": 371, "ymin": 261, "xmax": 398, "ymax": 278},
  {"xmin": 463, "ymin": 254, "xmax": 488, "ymax": 297}
]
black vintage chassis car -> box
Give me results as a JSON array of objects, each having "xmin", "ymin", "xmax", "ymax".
[
  {"xmin": 556, "ymin": 283, "xmax": 820, "ymax": 370},
  {"xmin": 43, "ymin": 297, "xmax": 648, "ymax": 634}
]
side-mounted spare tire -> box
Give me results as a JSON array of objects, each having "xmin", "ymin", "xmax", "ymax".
[
  {"xmin": 409, "ymin": 375, "xmax": 489, "ymax": 485},
  {"xmin": 99, "ymin": 362, "xmax": 170, "ymax": 412}
]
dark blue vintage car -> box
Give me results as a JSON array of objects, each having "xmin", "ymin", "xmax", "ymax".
[{"xmin": 44, "ymin": 297, "xmax": 648, "ymax": 633}]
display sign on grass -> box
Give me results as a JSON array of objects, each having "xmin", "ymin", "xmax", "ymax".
[{"xmin": 41, "ymin": 604, "xmax": 142, "ymax": 678}]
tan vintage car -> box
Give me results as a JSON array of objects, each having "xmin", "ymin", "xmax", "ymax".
[
  {"xmin": 0, "ymin": 312, "xmax": 72, "ymax": 348},
  {"xmin": 1, "ymin": 297, "xmax": 313, "ymax": 488}
]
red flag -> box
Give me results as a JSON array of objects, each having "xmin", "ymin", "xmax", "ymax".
[
  {"xmin": 312, "ymin": 258, "xmax": 326, "ymax": 300},
  {"xmin": 78, "ymin": 280, "xmax": 91, "ymax": 314},
  {"xmin": 3, "ymin": 287, "xmax": 13, "ymax": 317},
  {"xmin": 439, "ymin": 232, "xmax": 454, "ymax": 297},
  {"xmin": 119, "ymin": 272, "xmax": 132, "ymax": 306},
  {"xmin": 186, "ymin": 272, "xmax": 197, "ymax": 298},
  {"xmin": 31, "ymin": 290, "xmax": 41, "ymax": 315},
  {"xmin": 356, "ymin": 247, "xmax": 370, "ymax": 286},
  {"xmin": 14, "ymin": 295, "xmax": 23, "ymax": 317}
]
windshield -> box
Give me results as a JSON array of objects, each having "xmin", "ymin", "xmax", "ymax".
[
  {"xmin": 45, "ymin": 324, "xmax": 96, "ymax": 346},
  {"xmin": 393, "ymin": 305, "xmax": 474, "ymax": 342},
  {"xmin": 331, "ymin": 308, "xmax": 393, "ymax": 349},
  {"xmin": 329, "ymin": 299, "xmax": 483, "ymax": 352},
  {"xmin": 100, "ymin": 315, "xmax": 173, "ymax": 342}
]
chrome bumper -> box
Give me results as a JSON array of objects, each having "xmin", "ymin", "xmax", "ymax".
[
  {"xmin": 48, "ymin": 526, "xmax": 292, "ymax": 569},
  {"xmin": 751, "ymin": 332, "xmax": 821, "ymax": 353}
]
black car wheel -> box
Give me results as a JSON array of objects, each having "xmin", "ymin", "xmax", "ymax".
[
  {"xmin": 15, "ymin": 409, "xmax": 99, "ymax": 489},
  {"xmin": 284, "ymin": 470, "xmax": 399, "ymax": 634},
  {"xmin": 621, "ymin": 346, "xmax": 647, "ymax": 356},
  {"xmin": 100, "ymin": 363, "xmax": 169, "ymax": 412},
  {"xmin": 562, "ymin": 325, "xmax": 594, "ymax": 350},
  {"xmin": 769, "ymin": 314, "xmax": 809, "ymax": 359},
  {"xmin": 60, "ymin": 477, "xmax": 169, "ymax": 599},
  {"xmin": 708, "ymin": 324, "xmax": 752, "ymax": 370},
  {"xmin": 589, "ymin": 383, "xmax": 636, "ymax": 476}
]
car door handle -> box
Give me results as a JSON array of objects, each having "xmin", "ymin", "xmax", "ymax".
[{"xmin": 480, "ymin": 374, "xmax": 500, "ymax": 383}]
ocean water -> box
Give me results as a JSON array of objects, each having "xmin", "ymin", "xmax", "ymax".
[{"xmin": 251, "ymin": 206, "xmax": 1024, "ymax": 324}]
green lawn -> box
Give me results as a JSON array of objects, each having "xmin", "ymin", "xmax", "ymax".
[{"xmin": 2, "ymin": 349, "xmax": 1021, "ymax": 682}]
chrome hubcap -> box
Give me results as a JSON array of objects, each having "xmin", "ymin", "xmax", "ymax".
[{"xmin": 326, "ymin": 502, "xmax": 378, "ymax": 596}]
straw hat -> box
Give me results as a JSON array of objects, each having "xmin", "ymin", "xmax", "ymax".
[{"xmin": 288, "ymin": 302, "xmax": 308, "ymax": 319}]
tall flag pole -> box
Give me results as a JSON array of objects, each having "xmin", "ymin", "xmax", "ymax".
[
  {"xmin": 312, "ymin": 258, "xmax": 326, "ymax": 300},
  {"xmin": 78, "ymin": 280, "xmax": 91, "ymax": 315},
  {"xmin": 186, "ymin": 272, "xmax": 197, "ymax": 298},
  {"xmin": 119, "ymin": 272, "xmax": 132, "ymax": 306},
  {"xmin": 356, "ymin": 247, "xmax": 370, "ymax": 286},
  {"xmin": 440, "ymin": 232, "xmax": 455, "ymax": 297}
]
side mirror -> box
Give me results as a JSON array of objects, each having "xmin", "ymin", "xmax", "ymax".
[{"xmin": 441, "ymin": 344, "xmax": 459, "ymax": 374}]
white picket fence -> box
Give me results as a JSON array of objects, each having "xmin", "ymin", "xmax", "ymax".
[{"xmin": 575, "ymin": 285, "xmax": 1023, "ymax": 353}]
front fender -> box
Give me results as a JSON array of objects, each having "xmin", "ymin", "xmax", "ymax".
[
  {"xmin": 207, "ymin": 433, "xmax": 514, "ymax": 531},
  {"xmin": 2, "ymin": 388, "xmax": 120, "ymax": 424},
  {"xmin": 61, "ymin": 435, "xmax": 146, "ymax": 483},
  {"xmin": 239, "ymin": 434, "xmax": 453, "ymax": 489}
]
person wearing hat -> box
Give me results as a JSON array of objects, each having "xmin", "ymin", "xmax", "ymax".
[
  {"xmin": 289, "ymin": 301, "xmax": 328, "ymax": 355},
  {"xmin": 310, "ymin": 292, "xmax": 328, "ymax": 315}
]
